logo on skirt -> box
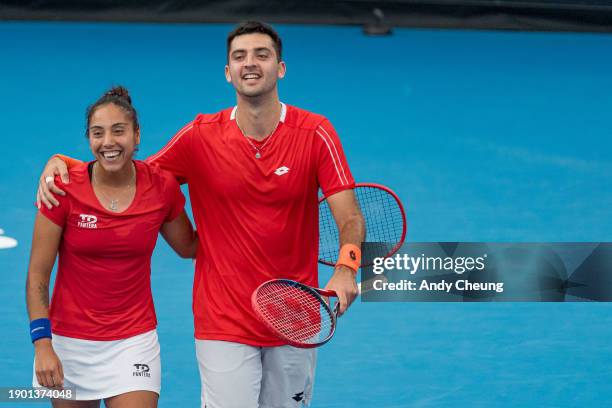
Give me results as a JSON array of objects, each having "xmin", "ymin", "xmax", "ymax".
[{"xmin": 133, "ymin": 363, "xmax": 151, "ymax": 377}]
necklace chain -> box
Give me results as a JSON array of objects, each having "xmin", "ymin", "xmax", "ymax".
[
  {"xmin": 236, "ymin": 109, "xmax": 281, "ymax": 159},
  {"xmin": 92, "ymin": 162, "xmax": 135, "ymax": 211}
]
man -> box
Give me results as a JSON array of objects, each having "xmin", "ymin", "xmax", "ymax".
[{"xmin": 37, "ymin": 21, "xmax": 365, "ymax": 408}]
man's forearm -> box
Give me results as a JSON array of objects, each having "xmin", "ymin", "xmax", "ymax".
[
  {"xmin": 338, "ymin": 213, "xmax": 365, "ymax": 247},
  {"xmin": 54, "ymin": 154, "xmax": 83, "ymax": 169}
]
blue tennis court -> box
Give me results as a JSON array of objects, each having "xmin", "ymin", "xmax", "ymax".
[{"xmin": 1, "ymin": 22, "xmax": 612, "ymax": 406}]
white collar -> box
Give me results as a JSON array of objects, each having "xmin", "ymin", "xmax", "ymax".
[{"xmin": 230, "ymin": 102, "xmax": 286, "ymax": 123}]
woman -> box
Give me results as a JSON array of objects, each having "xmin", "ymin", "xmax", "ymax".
[{"xmin": 26, "ymin": 86, "xmax": 197, "ymax": 407}]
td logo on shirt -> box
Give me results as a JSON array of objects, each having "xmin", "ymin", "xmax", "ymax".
[{"xmin": 78, "ymin": 214, "xmax": 97, "ymax": 229}]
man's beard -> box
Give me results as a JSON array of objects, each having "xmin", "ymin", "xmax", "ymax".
[{"xmin": 235, "ymin": 80, "xmax": 275, "ymax": 99}]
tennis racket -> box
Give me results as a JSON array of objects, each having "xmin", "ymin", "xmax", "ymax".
[
  {"xmin": 319, "ymin": 183, "xmax": 406, "ymax": 266},
  {"xmin": 252, "ymin": 276, "xmax": 387, "ymax": 348}
]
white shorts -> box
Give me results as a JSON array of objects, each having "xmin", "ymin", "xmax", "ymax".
[
  {"xmin": 32, "ymin": 330, "xmax": 161, "ymax": 401},
  {"xmin": 195, "ymin": 340, "xmax": 316, "ymax": 408}
]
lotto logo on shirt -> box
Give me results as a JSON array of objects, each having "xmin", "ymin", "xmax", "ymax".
[
  {"xmin": 77, "ymin": 214, "xmax": 98, "ymax": 229},
  {"xmin": 274, "ymin": 166, "xmax": 290, "ymax": 176}
]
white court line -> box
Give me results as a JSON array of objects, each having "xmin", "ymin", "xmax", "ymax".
[{"xmin": 0, "ymin": 228, "xmax": 18, "ymax": 249}]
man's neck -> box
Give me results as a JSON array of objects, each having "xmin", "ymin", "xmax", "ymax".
[{"xmin": 235, "ymin": 94, "xmax": 282, "ymax": 141}]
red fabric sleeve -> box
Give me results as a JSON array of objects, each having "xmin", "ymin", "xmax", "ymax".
[
  {"xmin": 38, "ymin": 176, "xmax": 70, "ymax": 227},
  {"xmin": 315, "ymin": 119, "xmax": 355, "ymax": 197},
  {"xmin": 146, "ymin": 121, "xmax": 195, "ymax": 185},
  {"xmin": 162, "ymin": 171, "xmax": 186, "ymax": 222}
]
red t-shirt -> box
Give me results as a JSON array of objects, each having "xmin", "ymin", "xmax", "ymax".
[
  {"xmin": 40, "ymin": 160, "xmax": 185, "ymax": 340},
  {"xmin": 148, "ymin": 103, "xmax": 355, "ymax": 346}
]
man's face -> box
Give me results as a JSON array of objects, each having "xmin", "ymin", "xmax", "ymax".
[{"xmin": 225, "ymin": 33, "xmax": 286, "ymax": 98}]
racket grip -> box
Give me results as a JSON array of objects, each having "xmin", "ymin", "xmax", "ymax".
[{"xmin": 316, "ymin": 289, "xmax": 338, "ymax": 297}]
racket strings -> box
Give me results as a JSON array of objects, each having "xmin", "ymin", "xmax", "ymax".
[
  {"xmin": 357, "ymin": 187, "xmax": 403, "ymax": 243},
  {"xmin": 255, "ymin": 282, "xmax": 333, "ymax": 344},
  {"xmin": 319, "ymin": 186, "xmax": 404, "ymax": 264},
  {"xmin": 259, "ymin": 288, "xmax": 326, "ymax": 337},
  {"xmin": 318, "ymin": 199, "xmax": 338, "ymax": 263}
]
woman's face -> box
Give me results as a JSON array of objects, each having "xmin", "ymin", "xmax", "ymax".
[{"xmin": 87, "ymin": 103, "xmax": 140, "ymax": 173}]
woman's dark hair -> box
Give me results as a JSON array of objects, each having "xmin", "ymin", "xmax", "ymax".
[{"xmin": 85, "ymin": 86, "xmax": 139, "ymax": 137}]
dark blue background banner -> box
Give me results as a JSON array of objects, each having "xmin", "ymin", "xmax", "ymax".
[{"xmin": 1, "ymin": 0, "xmax": 611, "ymax": 32}]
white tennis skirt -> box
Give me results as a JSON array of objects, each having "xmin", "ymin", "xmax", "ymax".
[{"xmin": 32, "ymin": 329, "xmax": 161, "ymax": 401}]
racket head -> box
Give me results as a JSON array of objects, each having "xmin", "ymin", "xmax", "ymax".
[
  {"xmin": 251, "ymin": 279, "xmax": 337, "ymax": 348},
  {"xmin": 319, "ymin": 183, "xmax": 407, "ymax": 267}
]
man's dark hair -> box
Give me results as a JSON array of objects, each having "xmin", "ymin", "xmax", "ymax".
[{"xmin": 227, "ymin": 21, "xmax": 282, "ymax": 62}]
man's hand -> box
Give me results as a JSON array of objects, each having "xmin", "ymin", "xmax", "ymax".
[
  {"xmin": 34, "ymin": 339, "xmax": 64, "ymax": 389},
  {"xmin": 37, "ymin": 156, "xmax": 69, "ymax": 209},
  {"xmin": 324, "ymin": 265, "xmax": 359, "ymax": 316}
]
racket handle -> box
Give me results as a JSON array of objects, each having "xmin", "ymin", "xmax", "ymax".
[
  {"xmin": 357, "ymin": 275, "xmax": 388, "ymax": 295},
  {"xmin": 317, "ymin": 276, "xmax": 388, "ymax": 297},
  {"xmin": 332, "ymin": 302, "xmax": 340, "ymax": 317},
  {"xmin": 316, "ymin": 289, "xmax": 338, "ymax": 297}
]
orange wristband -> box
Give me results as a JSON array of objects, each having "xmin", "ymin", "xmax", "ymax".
[
  {"xmin": 335, "ymin": 244, "xmax": 361, "ymax": 273},
  {"xmin": 54, "ymin": 154, "xmax": 83, "ymax": 169}
]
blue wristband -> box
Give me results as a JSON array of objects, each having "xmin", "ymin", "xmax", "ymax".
[{"xmin": 30, "ymin": 318, "xmax": 52, "ymax": 343}]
